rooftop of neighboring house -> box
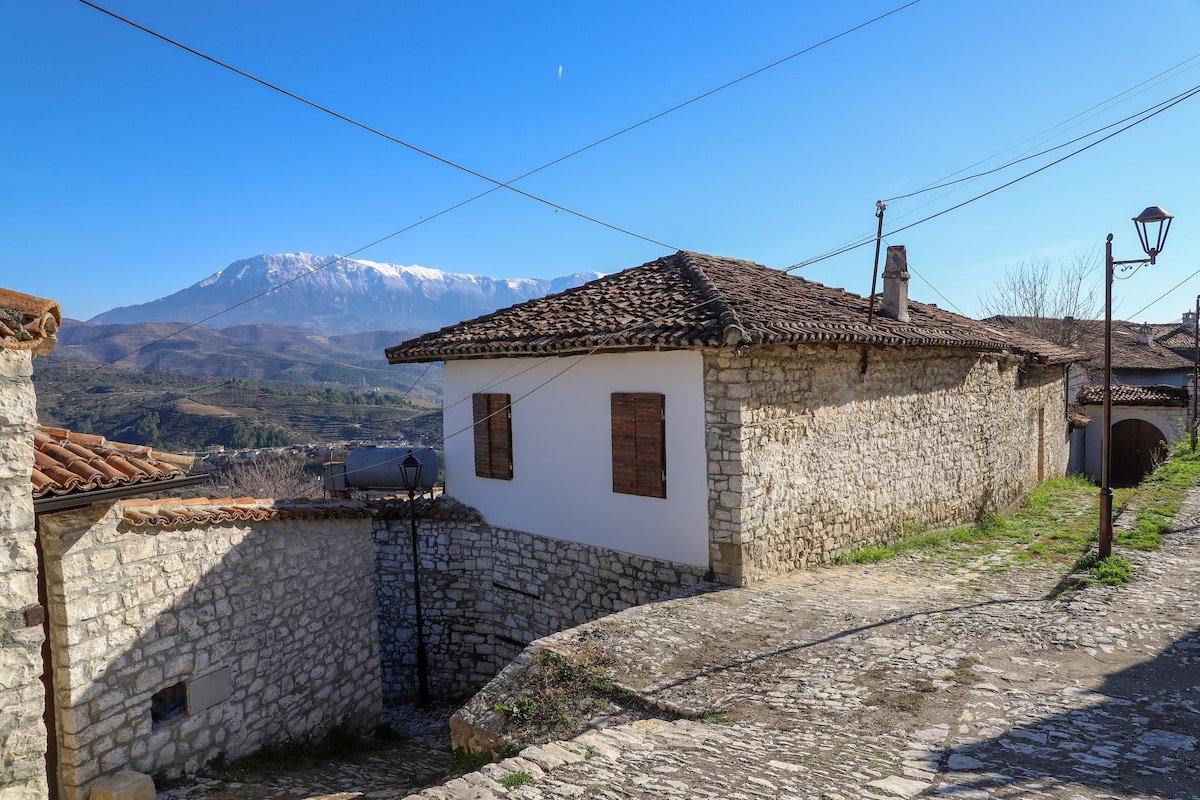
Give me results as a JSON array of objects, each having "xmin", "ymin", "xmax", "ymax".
[
  {"xmin": 387, "ymin": 251, "xmax": 1079, "ymax": 365},
  {"xmin": 0, "ymin": 287, "xmax": 61, "ymax": 354},
  {"xmin": 1072, "ymin": 318, "xmax": 1194, "ymax": 373},
  {"xmin": 121, "ymin": 495, "xmax": 372, "ymax": 527},
  {"xmin": 33, "ymin": 426, "xmax": 202, "ymax": 506},
  {"xmin": 33, "ymin": 426, "xmax": 371, "ymax": 523},
  {"xmin": 989, "ymin": 315, "xmax": 1196, "ymax": 373}
]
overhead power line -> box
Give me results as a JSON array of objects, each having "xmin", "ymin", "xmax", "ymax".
[
  {"xmin": 50, "ymin": 0, "xmax": 926, "ymax": 391},
  {"xmin": 891, "ymin": 50, "xmax": 1200, "ymax": 205},
  {"xmin": 882, "ymin": 80, "xmax": 1200, "ymax": 203},
  {"xmin": 75, "ymin": 0, "xmax": 680, "ymax": 253},
  {"xmin": 786, "ymin": 81, "xmax": 1200, "ymax": 273}
]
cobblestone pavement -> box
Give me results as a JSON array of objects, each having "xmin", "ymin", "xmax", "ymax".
[
  {"xmin": 166, "ymin": 488, "xmax": 1200, "ymax": 799},
  {"xmin": 409, "ymin": 488, "xmax": 1200, "ymax": 800},
  {"xmin": 157, "ymin": 703, "xmax": 456, "ymax": 800}
]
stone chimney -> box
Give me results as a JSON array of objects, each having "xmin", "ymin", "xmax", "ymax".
[
  {"xmin": 1138, "ymin": 322, "xmax": 1153, "ymax": 346},
  {"xmin": 880, "ymin": 245, "xmax": 910, "ymax": 323},
  {"xmin": 1183, "ymin": 310, "xmax": 1197, "ymax": 331}
]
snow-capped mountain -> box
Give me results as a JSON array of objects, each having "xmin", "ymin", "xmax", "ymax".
[{"xmin": 88, "ymin": 253, "xmax": 604, "ymax": 335}]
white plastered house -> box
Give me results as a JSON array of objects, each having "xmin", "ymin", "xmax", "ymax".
[{"xmin": 387, "ymin": 249, "xmax": 1079, "ymax": 585}]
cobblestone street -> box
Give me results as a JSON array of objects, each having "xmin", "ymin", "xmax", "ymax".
[{"xmin": 166, "ymin": 486, "xmax": 1200, "ymax": 800}]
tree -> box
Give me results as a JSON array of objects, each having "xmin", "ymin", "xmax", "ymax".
[
  {"xmin": 207, "ymin": 452, "xmax": 322, "ymax": 499},
  {"xmin": 130, "ymin": 412, "xmax": 160, "ymax": 446},
  {"xmin": 979, "ymin": 249, "xmax": 1102, "ymax": 346}
]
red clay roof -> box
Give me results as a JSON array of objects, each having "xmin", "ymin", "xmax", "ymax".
[
  {"xmin": 1075, "ymin": 384, "xmax": 1189, "ymax": 406},
  {"xmin": 121, "ymin": 496, "xmax": 371, "ymax": 528},
  {"xmin": 1, "ymin": 288, "xmax": 61, "ymax": 354},
  {"xmin": 386, "ymin": 252, "xmax": 1079, "ymax": 366},
  {"xmin": 33, "ymin": 426, "xmax": 195, "ymax": 499}
]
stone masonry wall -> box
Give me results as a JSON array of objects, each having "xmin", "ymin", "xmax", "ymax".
[
  {"xmin": 38, "ymin": 505, "xmax": 380, "ymax": 800},
  {"xmin": 374, "ymin": 501, "xmax": 495, "ymax": 704},
  {"xmin": 706, "ymin": 344, "xmax": 1069, "ymax": 584},
  {"xmin": 0, "ymin": 348, "xmax": 48, "ymax": 800},
  {"xmin": 374, "ymin": 497, "xmax": 706, "ymax": 703}
]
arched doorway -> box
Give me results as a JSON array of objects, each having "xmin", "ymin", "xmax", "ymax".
[{"xmin": 1110, "ymin": 418, "xmax": 1167, "ymax": 486}]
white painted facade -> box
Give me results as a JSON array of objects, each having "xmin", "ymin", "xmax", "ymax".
[
  {"xmin": 442, "ymin": 351, "xmax": 709, "ymax": 566},
  {"xmin": 1079, "ymin": 404, "xmax": 1188, "ymax": 480}
]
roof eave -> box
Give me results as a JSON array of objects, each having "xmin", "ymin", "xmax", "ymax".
[{"xmin": 34, "ymin": 474, "xmax": 209, "ymax": 515}]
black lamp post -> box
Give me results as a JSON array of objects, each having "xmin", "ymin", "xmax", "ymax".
[
  {"xmin": 398, "ymin": 449, "xmax": 430, "ymax": 705},
  {"xmin": 1099, "ymin": 206, "xmax": 1174, "ymax": 559}
]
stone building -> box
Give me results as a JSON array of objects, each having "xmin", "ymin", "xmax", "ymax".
[
  {"xmin": 0, "ymin": 280, "xmax": 384, "ymax": 800},
  {"xmin": 1072, "ymin": 316, "xmax": 1195, "ymax": 483},
  {"xmin": 32, "ymin": 427, "xmax": 381, "ymax": 799},
  {"xmin": 0, "ymin": 288, "xmax": 60, "ymax": 800},
  {"xmin": 387, "ymin": 249, "xmax": 1079, "ymax": 586},
  {"xmin": 992, "ymin": 313, "xmax": 1197, "ymax": 483}
]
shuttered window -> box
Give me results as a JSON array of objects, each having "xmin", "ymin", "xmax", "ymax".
[
  {"xmin": 611, "ymin": 392, "xmax": 666, "ymax": 498},
  {"xmin": 472, "ymin": 393, "xmax": 513, "ymax": 480}
]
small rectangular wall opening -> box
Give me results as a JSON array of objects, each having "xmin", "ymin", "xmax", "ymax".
[{"xmin": 150, "ymin": 682, "xmax": 186, "ymax": 725}]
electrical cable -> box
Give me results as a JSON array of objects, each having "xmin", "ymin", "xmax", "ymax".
[
  {"xmin": 786, "ymin": 83, "xmax": 1200, "ymax": 273},
  {"xmin": 50, "ymin": 2, "xmax": 1200, "ymax": 449},
  {"xmin": 49, "ymin": 0, "xmax": 925, "ymax": 393},
  {"xmin": 1123, "ymin": 265, "xmax": 1200, "ymax": 321},
  {"xmin": 882, "ymin": 81, "xmax": 1200, "ymax": 202},
  {"xmin": 904, "ymin": 258, "xmax": 966, "ymax": 316},
  {"xmin": 890, "ymin": 51, "xmax": 1200, "ymax": 203},
  {"xmin": 75, "ymin": 0, "xmax": 680, "ymax": 250}
]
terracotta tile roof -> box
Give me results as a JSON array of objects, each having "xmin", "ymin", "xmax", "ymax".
[
  {"xmin": 991, "ymin": 316, "xmax": 1197, "ymax": 373},
  {"xmin": 1, "ymin": 288, "xmax": 61, "ymax": 355},
  {"xmin": 1152, "ymin": 324, "xmax": 1199, "ymax": 355},
  {"xmin": 1075, "ymin": 384, "xmax": 1189, "ymax": 406},
  {"xmin": 373, "ymin": 494, "xmax": 482, "ymax": 522},
  {"xmin": 33, "ymin": 426, "xmax": 195, "ymax": 499},
  {"xmin": 386, "ymin": 252, "xmax": 1079, "ymax": 366},
  {"xmin": 120, "ymin": 496, "xmax": 372, "ymax": 528},
  {"xmin": 1072, "ymin": 320, "xmax": 1193, "ymax": 372}
]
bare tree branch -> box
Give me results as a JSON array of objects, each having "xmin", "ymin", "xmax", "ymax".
[
  {"xmin": 207, "ymin": 452, "xmax": 323, "ymax": 499},
  {"xmin": 980, "ymin": 247, "xmax": 1102, "ymax": 346}
]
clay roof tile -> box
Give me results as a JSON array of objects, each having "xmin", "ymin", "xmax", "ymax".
[
  {"xmin": 32, "ymin": 426, "xmax": 195, "ymax": 499},
  {"xmin": 386, "ymin": 251, "xmax": 1078, "ymax": 366},
  {"xmin": 0, "ymin": 288, "xmax": 61, "ymax": 355}
]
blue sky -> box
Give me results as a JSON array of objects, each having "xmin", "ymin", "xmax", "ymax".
[{"xmin": 4, "ymin": 0, "xmax": 1200, "ymax": 325}]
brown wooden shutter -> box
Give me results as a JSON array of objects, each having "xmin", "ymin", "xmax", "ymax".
[
  {"xmin": 611, "ymin": 392, "xmax": 665, "ymax": 498},
  {"xmin": 472, "ymin": 393, "xmax": 512, "ymax": 480}
]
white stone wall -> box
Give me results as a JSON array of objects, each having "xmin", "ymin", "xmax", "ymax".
[
  {"xmin": 37, "ymin": 506, "xmax": 380, "ymax": 800},
  {"xmin": 1078, "ymin": 404, "xmax": 1189, "ymax": 481},
  {"xmin": 706, "ymin": 344, "xmax": 1070, "ymax": 584},
  {"xmin": 0, "ymin": 348, "xmax": 48, "ymax": 800},
  {"xmin": 374, "ymin": 499, "xmax": 706, "ymax": 702}
]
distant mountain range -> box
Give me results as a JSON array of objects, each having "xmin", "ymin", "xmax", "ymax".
[
  {"xmin": 88, "ymin": 253, "xmax": 603, "ymax": 335},
  {"xmin": 49, "ymin": 319, "xmax": 429, "ymax": 391},
  {"xmin": 37, "ymin": 254, "xmax": 602, "ymax": 447}
]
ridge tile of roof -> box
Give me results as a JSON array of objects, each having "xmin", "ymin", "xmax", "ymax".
[
  {"xmin": 33, "ymin": 426, "xmax": 195, "ymax": 499},
  {"xmin": 386, "ymin": 251, "xmax": 1078, "ymax": 365},
  {"xmin": 1, "ymin": 288, "xmax": 61, "ymax": 355},
  {"xmin": 120, "ymin": 496, "xmax": 372, "ymax": 528}
]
